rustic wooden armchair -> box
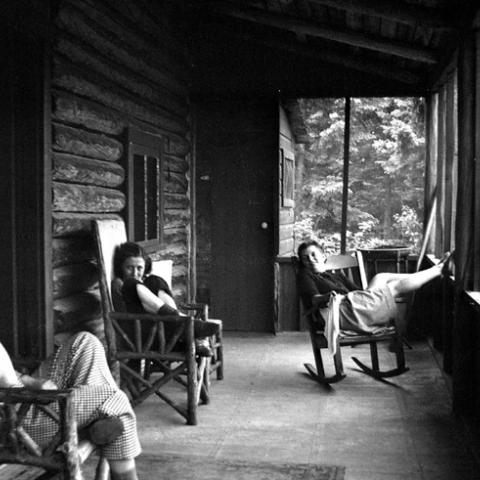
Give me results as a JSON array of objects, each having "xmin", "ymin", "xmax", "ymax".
[
  {"xmin": 150, "ymin": 261, "xmax": 224, "ymax": 383},
  {"xmin": 298, "ymin": 253, "xmax": 409, "ymax": 384},
  {"xmin": 93, "ymin": 219, "xmax": 208, "ymax": 425},
  {"xmin": 0, "ymin": 385, "xmax": 109, "ymax": 480}
]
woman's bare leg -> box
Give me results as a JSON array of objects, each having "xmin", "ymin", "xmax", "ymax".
[
  {"xmin": 157, "ymin": 290, "xmax": 177, "ymax": 309},
  {"xmin": 110, "ymin": 459, "xmax": 138, "ymax": 480},
  {"xmin": 367, "ymin": 263, "xmax": 444, "ymax": 298}
]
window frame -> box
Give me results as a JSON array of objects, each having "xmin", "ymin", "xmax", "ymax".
[{"xmin": 126, "ymin": 128, "xmax": 164, "ymax": 251}]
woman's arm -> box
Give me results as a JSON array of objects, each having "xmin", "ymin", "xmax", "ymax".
[
  {"xmin": 0, "ymin": 342, "xmax": 20, "ymax": 387},
  {"xmin": 0, "ymin": 342, "xmax": 57, "ymax": 389},
  {"xmin": 311, "ymin": 293, "xmax": 331, "ymax": 308}
]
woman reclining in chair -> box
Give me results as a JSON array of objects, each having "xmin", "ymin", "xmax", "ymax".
[
  {"xmin": 297, "ymin": 240, "xmax": 452, "ymax": 334},
  {"xmin": 112, "ymin": 242, "xmax": 218, "ymax": 356},
  {"xmin": 0, "ymin": 331, "xmax": 141, "ymax": 480}
]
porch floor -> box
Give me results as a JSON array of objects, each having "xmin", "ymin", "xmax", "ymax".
[{"xmin": 135, "ymin": 332, "xmax": 480, "ymax": 479}]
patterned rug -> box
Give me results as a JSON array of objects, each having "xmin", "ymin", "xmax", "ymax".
[{"xmin": 137, "ymin": 454, "xmax": 346, "ymax": 480}]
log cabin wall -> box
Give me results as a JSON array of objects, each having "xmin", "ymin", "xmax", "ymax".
[{"xmin": 50, "ymin": 0, "xmax": 193, "ymax": 340}]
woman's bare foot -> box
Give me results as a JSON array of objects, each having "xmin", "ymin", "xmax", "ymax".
[{"xmin": 438, "ymin": 251, "xmax": 454, "ymax": 278}]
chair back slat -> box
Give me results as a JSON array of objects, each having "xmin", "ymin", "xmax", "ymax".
[
  {"xmin": 92, "ymin": 219, "xmax": 128, "ymax": 309},
  {"xmin": 150, "ymin": 260, "xmax": 173, "ymax": 288},
  {"xmin": 325, "ymin": 253, "xmax": 368, "ymax": 290}
]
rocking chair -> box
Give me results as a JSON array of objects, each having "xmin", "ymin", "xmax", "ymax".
[
  {"xmin": 299, "ymin": 253, "xmax": 409, "ymax": 384},
  {"xmin": 93, "ymin": 219, "xmax": 208, "ymax": 425}
]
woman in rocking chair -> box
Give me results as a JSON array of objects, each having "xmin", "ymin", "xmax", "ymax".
[{"xmin": 297, "ymin": 240, "xmax": 452, "ymax": 334}]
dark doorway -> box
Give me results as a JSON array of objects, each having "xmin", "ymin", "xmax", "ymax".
[{"xmin": 196, "ymin": 100, "xmax": 276, "ymax": 331}]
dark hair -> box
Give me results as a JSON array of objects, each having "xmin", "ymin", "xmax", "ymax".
[
  {"xmin": 113, "ymin": 242, "xmax": 152, "ymax": 278},
  {"xmin": 297, "ymin": 240, "xmax": 323, "ymax": 267}
]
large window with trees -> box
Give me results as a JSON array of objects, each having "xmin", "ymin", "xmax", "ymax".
[{"xmin": 294, "ymin": 97, "xmax": 426, "ymax": 254}]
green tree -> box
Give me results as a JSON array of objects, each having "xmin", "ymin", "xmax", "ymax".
[{"xmin": 294, "ymin": 97, "xmax": 425, "ymax": 252}]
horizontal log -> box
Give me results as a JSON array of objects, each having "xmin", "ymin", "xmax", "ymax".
[
  {"xmin": 53, "ymin": 262, "xmax": 98, "ymax": 299},
  {"xmin": 165, "ymin": 137, "xmax": 191, "ymax": 157},
  {"xmin": 53, "ymin": 290, "xmax": 102, "ymax": 331},
  {"xmin": 279, "ymin": 223, "xmax": 294, "ymax": 241},
  {"xmin": 52, "ymin": 91, "xmax": 126, "ymax": 135},
  {"xmin": 165, "ymin": 154, "xmax": 189, "ymax": 174},
  {"xmin": 163, "ymin": 225, "xmax": 188, "ymax": 243},
  {"xmin": 164, "ymin": 193, "xmax": 189, "ymax": 210},
  {"xmin": 53, "ymin": 123, "xmax": 123, "ymax": 161},
  {"xmin": 52, "ymin": 212, "xmax": 123, "ymax": 237},
  {"xmin": 55, "ymin": 316, "xmax": 105, "ymax": 340},
  {"xmin": 53, "ymin": 182, "xmax": 126, "ymax": 213},
  {"xmin": 59, "ymin": 0, "xmax": 189, "ymax": 95},
  {"xmin": 164, "ymin": 209, "xmax": 190, "ymax": 229},
  {"xmin": 164, "ymin": 171, "xmax": 188, "ymax": 194},
  {"xmin": 53, "ymin": 62, "xmax": 188, "ymax": 135},
  {"xmin": 53, "ymin": 153, "xmax": 124, "ymax": 187},
  {"xmin": 52, "ymin": 236, "xmax": 96, "ymax": 267},
  {"xmin": 172, "ymin": 264, "xmax": 188, "ymax": 279},
  {"xmin": 56, "ymin": 35, "xmax": 188, "ymax": 120},
  {"xmin": 279, "ymin": 208, "xmax": 294, "ymax": 224},
  {"xmin": 98, "ymin": 0, "xmax": 190, "ymax": 64},
  {"xmin": 279, "ymin": 238, "xmax": 295, "ymax": 257},
  {"xmin": 156, "ymin": 244, "xmax": 188, "ymax": 261},
  {"xmin": 172, "ymin": 285, "xmax": 187, "ymax": 303}
]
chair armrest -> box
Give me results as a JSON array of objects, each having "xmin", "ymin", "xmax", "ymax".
[
  {"xmin": 0, "ymin": 387, "xmax": 73, "ymax": 405},
  {"xmin": 179, "ymin": 302, "xmax": 208, "ymax": 320},
  {"xmin": 110, "ymin": 311, "xmax": 192, "ymax": 324}
]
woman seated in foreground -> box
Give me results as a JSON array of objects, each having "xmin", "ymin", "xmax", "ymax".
[
  {"xmin": 296, "ymin": 240, "xmax": 452, "ymax": 334},
  {"xmin": 112, "ymin": 242, "xmax": 218, "ymax": 356},
  {"xmin": 0, "ymin": 331, "xmax": 141, "ymax": 480}
]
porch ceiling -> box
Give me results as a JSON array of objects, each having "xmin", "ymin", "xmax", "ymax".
[{"xmin": 172, "ymin": 0, "xmax": 476, "ymax": 98}]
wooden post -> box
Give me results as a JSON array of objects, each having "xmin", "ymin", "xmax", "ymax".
[
  {"xmin": 435, "ymin": 84, "xmax": 446, "ymax": 254},
  {"xmin": 453, "ymin": 30, "xmax": 476, "ymax": 416},
  {"xmin": 474, "ymin": 28, "xmax": 480, "ymax": 290},
  {"xmin": 341, "ymin": 97, "xmax": 351, "ymax": 254},
  {"xmin": 444, "ymin": 74, "xmax": 456, "ymax": 252},
  {"xmin": 185, "ymin": 315, "xmax": 198, "ymax": 425}
]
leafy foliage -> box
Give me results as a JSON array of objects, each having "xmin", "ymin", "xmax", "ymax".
[{"xmin": 294, "ymin": 97, "xmax": 425, "ymax": 253}]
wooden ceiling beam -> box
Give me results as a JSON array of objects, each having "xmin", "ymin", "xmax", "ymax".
[
  {"xmin": 307, "ymin": 0, "xmax": 451, "ymax": 30},
  {"xmin": 203, "ymin": 3, "xmax": 438, "ymax": 64},
  {"xmin": 207, "ymin": 28, "xmax": 423, "ymax": 85}
]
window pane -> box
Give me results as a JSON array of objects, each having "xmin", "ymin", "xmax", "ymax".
[
  {"xmin": 294, "ymin": 98, "xmax": 345, "ymax": 253},
  {"xmin": 293, "ymin": 97, "xmax": 425, "ymax": 254},
  {"xmin": 146, "ymin": 155, "xmax": 159, "ymax": 240},
  {"xmin": 133, "ymin": 153, "xmax": 146, "ymax": 241},
  {"xmin": 348, "ymin": 98, "xmax": 425, "ymax": 252}
]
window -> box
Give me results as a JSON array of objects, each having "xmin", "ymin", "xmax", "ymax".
[
  {"xmin": 293, "ymin": 97, "xmax": 426, "ymax": 254},
  {"xmin": 126, "ymin": 128, "xmax": 164, "ymax": 249}
]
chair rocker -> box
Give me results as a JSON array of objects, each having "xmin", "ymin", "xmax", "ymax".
[
  {"xmin": 93, "ymin": 219, "xmax": 207, "ymax": 425},
  {"xmin": 300, "ymin": 253, "xmax": 409, "ymax": 384}
]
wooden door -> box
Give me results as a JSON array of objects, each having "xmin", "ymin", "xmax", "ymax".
[{"xmin": 198, "ymin": 101, "xmax": 276, "ymax": 331}]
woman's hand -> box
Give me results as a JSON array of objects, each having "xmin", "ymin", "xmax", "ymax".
[
  {"xmin": 37, "ymin": 379, "xmax": 58, "ymax": 390},
  {"xmin": 20, "ymin": 375, "xmax": 58, "ymax": 390},
  {"xmin": 312, "ymin": 293, "xmax": 331, "ymax": 308}
]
